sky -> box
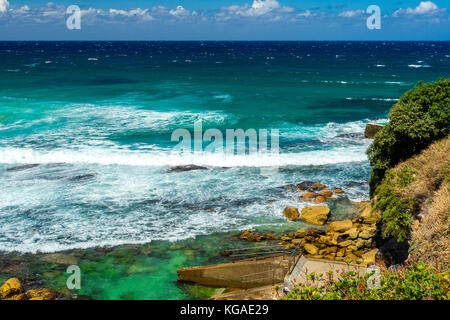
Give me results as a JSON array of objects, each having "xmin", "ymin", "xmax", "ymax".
[{"xmin": 0, "ymin": 0, "xmax": 449, "ymax": 40}]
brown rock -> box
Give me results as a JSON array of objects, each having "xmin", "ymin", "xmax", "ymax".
[
  {"xmin": 304, "ymin": 243, "xmax": 319, "ymax": 255},
  {"xmin": 0, "ymin": 278, "xmax": 22, "ymax": 298},
  {"xmin": 327, "ymin": 220, "xmax": 353, "ymax": 233},
  {"xmin": 283, "ymin": 206, "xmax": 300, "ymax": 221},
  {"xmin": 300, "ymin": 192, "xmax": 318, "ymax": 201},
  {"xmin": 5, "ymin": 293, "xmax": 27, "ymax": 300},
  {"xmin": 318, "ymin": 189, "xmax": 333, "ymax": 198},
  {"xmin": 359, "ymin": 225, "xmax": 377, "ymax": 239},
  {"xmin": 358, "ymin": 202, "xmax": 381, "ymax": 224},
  {"xmin": 338, "ymin": 240, "xmax": 353, "ymax": 247},
  {"xmin": 294, "ymin": 230, "xmax": 307, "ymax": 238},
  {"xmin": 291, "ymin": 239, "xmax": 305, "ymax": 245},
  {"xmin": 313, "ymin": 196, "xmax": 327, "ymax": 204},
  {"xmin": 281, "ymin": 236, "xmax": 292, "ymax": 241},
  {"xmin": 300, "ymin": 206, "xmax": 331, "ymax": 226},
  {"xmin": 333, "ymin": 188, "xmax": 345, "ymax": 194},
  {"xmin": 364, "ymin": 123, "xmax": 384, "ymax": 139},
  {"xmin": 27, "ymin": 288, "xmax": 58, "ymax": 300},
  {"xmin": 310, "ymin": 182, "xmax": 326, "ymax": 191},
  {"xmin": 336, "ymin": 248, "xmax": 346, "ymax": 257},
  {"xmin": 361, "ymin": 249, "xmax": 378, "ymax": 265},
  {"xmin": 345, "ymin": 228, "xmax": 360, "ymax": 240}
]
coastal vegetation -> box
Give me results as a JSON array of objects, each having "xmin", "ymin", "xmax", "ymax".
[
  {"xmin": 367, "ymin": 78, "xmax": 450, "ymax": 194},
  {"xmin": 283, "ymin": 260, "xmax": 449, "ymax": 300}
]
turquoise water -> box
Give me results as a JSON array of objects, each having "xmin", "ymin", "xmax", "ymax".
[{"xmin": 0, "ymin": 41, "xmax": 449, "ymax": 299}]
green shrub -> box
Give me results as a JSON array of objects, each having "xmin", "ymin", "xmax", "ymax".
[
  {"xmin": 283, "ymin": 261, "xmax": 449, "ymax": 300},
  {"xmin": 367, "ymin": 78, "xmax": 450, "ymax": 194},
  {"xmin": 372, "ymin": 169, "xmax": 418, "ymax": 241}
]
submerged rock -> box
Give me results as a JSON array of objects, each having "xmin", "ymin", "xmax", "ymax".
[
  {"xmin": 169, "ymin": 165, "xmax": 208, "ymax": 172},
  {"xmin": 41, "ymin": 253, "xmax": 79, "ymax": 265},
  {"xmin": 6, "ymin": 164, "xmax": 40, "ymax": 172},
  {"xmin": 27, "ymin": 288, "xmax": 58, "ymax": 300},
  {"xmin": 300, "ymin": 206, "xmax": 331, "ymax": 226},
  {"xmin": 67, "ymin": 174, "xmax": 95, "ymax": 182}
]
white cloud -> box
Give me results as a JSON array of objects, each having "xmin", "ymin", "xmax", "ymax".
[
  {"xmin": 249, "ymin": 0, "xmax": 280, "ymax": 16},
  {"xmin": 0, "ymin": 0, "xmax": 10, "ymax": 13},
  {"xmin": 217, "ymin": 0, "xmax": 295, "ymax": 21},
  {"xmin": 338, "ymin": 9, "xmax": 364, "ymax": 18},
  {"xmin": 296, "ymin": 10, "xmax": 312, "ymax": 18},
  {"xmin": 169, "ymin": 5, "xmax": 189, "ymax": 16},
  {"xmin": 393, "ymin": 1, "xmax": 444, "ymax": 17}
]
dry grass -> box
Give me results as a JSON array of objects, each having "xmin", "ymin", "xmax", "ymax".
[
  {"xmin": 411, "ymin": 183, "xmax": 450, "ymax": 270},
  {"xmin": 395, "ymin": 136, "xmax": 450, "ymax": 203},
  {"xmin": 389, "ymin": 136, "xmax": 450, "ymax": 270}
]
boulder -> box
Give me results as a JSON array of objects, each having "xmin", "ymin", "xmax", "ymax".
[
  {"xmin": 361, "ymin": 249, "xmax": 378, "ymax": 265},
  {"xmin": 300, "ymin": 192, "xmax": 317, "ymax": 201},
  {"xmin": 310, "ymin": 182, "xmax": 326, "ymax": 191},
  {"xmin": 27, "ymin": 288, "xmax": 58, "ymax": 300},
  {"xmin": 345, "ymin": 228, "xmax": 360, "ymax": 240},
  {"xmin": 364, "ymin": 123, "xmax": 384, "ymax": 139},
  {"xmin": 359, "ymin": 225, "xmax": 377, "ymax": 239},
  {"xmin": 297, "ymin": 181, "xmax": 315, "ymax": 191},
  {"xmin": 300, "ymin": 206, "xmax": 331, "ymax": 225},
  {"xmin": 294, "ymin": 230, "xmax": 307, "ymax": 238},
  {"xmin": 338, "ymin": 240, "xmax": 353, "ymax": 247},
  {"xmin": 303, "ymin": 243, "xmax": 319, "ymax": 255},
  {"xmin": 327, "ymin": 220, "xmax": 353, "ymax": 233},
  {"xmin": 313, "ymin": 195, "xmax": 327, "ymax": 204},
  {"xmin": 318, "ymin": 189, "xmax": 333, "ymax": 198},
  {"xmin": 283, "ymin": 206, "xmax": 300, "ymax": 221},
  {"xmin": 358, "ymin": 202, "xmax": 380, "ymax": 224},
  {"xmin": 0, "ymin": 278, "xmax": 22, "ymax": 298},
  {"xmin": 333, "ymin": 188, "xmax": 345, "ymax": 194}
]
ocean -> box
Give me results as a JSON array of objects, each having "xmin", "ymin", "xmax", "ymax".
[{"xmin": 0, "ymin": 41, "xmax": 449, "ymax": 299}]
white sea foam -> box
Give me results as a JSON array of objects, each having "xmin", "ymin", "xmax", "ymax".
[
  {"xmin": 0, "ymin": 146, "xmax": 368, "ymax": 168},
  {"xmin": 408, "ymin": 64, "xmax": 431, "ymax": 68}
]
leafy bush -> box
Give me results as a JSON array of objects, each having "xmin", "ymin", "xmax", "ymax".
[
  {"xmin": 283, "ymin": 261, "xmax": 449, "ymax": 300},
  {"xmin": 372, "ymin": 168, "xmax": 419, "ymax": 241},
  {"xmin": 367, "ymin": 78, "xmax": 450, "ymax": 194}
]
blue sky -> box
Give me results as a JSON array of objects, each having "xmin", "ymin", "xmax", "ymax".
[{"xmin": 0, "ymin": 0, "xmax": 449, "ymax": 40}]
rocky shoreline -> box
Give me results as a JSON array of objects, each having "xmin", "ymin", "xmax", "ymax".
[{"xmin": 237, "ymin": 181, "xmax": 380, "ymax": 266}]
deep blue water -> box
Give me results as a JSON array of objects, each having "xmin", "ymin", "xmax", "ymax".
[{"xmin": 0, "ymin": 41, "xmax": 449, "ymax": 253}]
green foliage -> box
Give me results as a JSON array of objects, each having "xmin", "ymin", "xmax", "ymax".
[
  {"xmin": 367, "ymin": 78, "xmax": 450, "ymax": 194},
  {"xmin": 396, "ymin": 167, "xmax": 416, "ymax": 188},
  {"xmin": 373, "ymin": 170, "xmax": 417, "ymax": 241},
  {"xmin": 283, "ymin": 261, "xmax": 449, "ymax": 300}
]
